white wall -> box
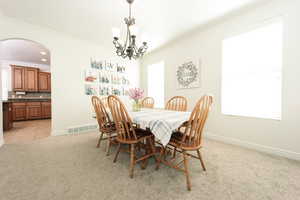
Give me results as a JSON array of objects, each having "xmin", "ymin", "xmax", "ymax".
[
  {"xmin": 0, "ymin": 15, "xmax": 140, "ymax": 138},
  {"xmin": 141, "ymin": 0, "xmax": 300, "ymax": 160},
  {"xmin": 0, "ymin": 68, "xmax": 3, "ymax": 147}
]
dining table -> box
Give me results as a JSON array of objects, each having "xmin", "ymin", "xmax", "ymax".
[
  {"xmin": 126, "ymin": 108, "xmax": 191, "ymax": 146},
  {"xmin": 93, "ymin": 108, "xmax": 191, "ymax": 145}
]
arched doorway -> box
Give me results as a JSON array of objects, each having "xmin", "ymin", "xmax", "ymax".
[{"xmin": 0, "ymin": 38, "xmax": 52, "ymax": 144}]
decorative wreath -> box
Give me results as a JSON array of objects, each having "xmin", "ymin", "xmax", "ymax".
[{"xmin": 176, "ymin": 61, "xmax": 198, "ymax": 87}]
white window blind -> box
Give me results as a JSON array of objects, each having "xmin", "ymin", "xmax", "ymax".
[
  {"xmin": 147, "ymin": 61, "xmax": 165, "ymax": 108},
  {"xmin": 222, "ymin": 20, "xmax": 282, "ymax": 120}
]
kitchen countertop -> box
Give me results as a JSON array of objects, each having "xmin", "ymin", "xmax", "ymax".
[{"xmin": 3, "ymin": 97, "xmax": 51, "ymax": 103}]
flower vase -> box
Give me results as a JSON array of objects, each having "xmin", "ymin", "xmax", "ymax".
[{"xmin": 132, "ymin": 100, "xmax": 141, "ymax": 112}]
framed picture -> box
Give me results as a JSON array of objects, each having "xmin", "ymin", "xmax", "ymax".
[
  {"xmin": 176, "ymin": 60, "xmax": 201, "ymax": 89},
  {"xmin": 84, "ymin": 84, "xmax": 98, "ymax": 96},
  {"xmin": 85, "ymin": 69, "xmax": 98, "ymax": 82}
]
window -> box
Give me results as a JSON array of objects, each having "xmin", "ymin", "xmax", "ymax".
[
  {"xmin": 147, "ymin": 61, "xmax": 165, "ymax": 108},
  {"xmin": 222, "ymin": 20, "xmax": 282, "ymax": 120},
  {"xmin": 1, "ymin": 68, "xmax": 8, "ymax": 101}
]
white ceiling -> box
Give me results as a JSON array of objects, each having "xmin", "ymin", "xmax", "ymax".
[
  {"xmin": 0, "ymin": 39, "xmax": 51, "ymax": 65},
  {"xmin": 0, "ymin": 0, "xmax": 271, "ymax": 52}
]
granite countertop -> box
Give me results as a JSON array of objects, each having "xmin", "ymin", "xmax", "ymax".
[
  {"xmin": 9, "ymin": 97, "xmax": 51, "ymax": 100},
  {"xmin": 3, "ymin": 97, "xmax": 51, "ymax": 102}
]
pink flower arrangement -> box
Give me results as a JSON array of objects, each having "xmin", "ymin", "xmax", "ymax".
[{"xmin": 128, "ymin": 88, "xmax": 144, "ymax": 102}]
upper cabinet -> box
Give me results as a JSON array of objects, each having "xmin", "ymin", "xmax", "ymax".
[
  {"xmin": 11, "ymin": 65, "xmax": 51, "ymax": 92},
  {"xmin": 25, "ymin": 67, "xmax": 39, "ymax": 92},
  {"xmin": 39, "ymin": 72, "xmax": 51, "ymax": 92},
  {"xmin": 11, "ymin": 66, "xmax": 26, "ymax": 91}
]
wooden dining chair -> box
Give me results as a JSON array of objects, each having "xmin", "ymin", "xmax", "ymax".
[
  {"xmin": 159, "ymin": 95, "xmax": 213, "ymax": 191},
  {"xmin": 165, "ymin": 96, "xmax": 188, "ymax": 112},
  {"xmin": 101, "ymin": 96, "xmax": 109, "ymax": 108},
  {"xmin": 107, "ymin": 95, "xmax": 159, "ymax": 178},
  {"xmin": 91, "ymin": 96, "xmax": 116, "ymax": 156},
  {"xmin": 141, "ymin": 97, "xmax": 155, "ymax": 108}
]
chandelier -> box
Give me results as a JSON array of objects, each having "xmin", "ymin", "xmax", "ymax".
[{"xmin": 112, "ymin": 0, "xmax": 148, "ymax": 60}]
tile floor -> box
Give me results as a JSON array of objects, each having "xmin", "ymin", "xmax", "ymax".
[{"xmin": 3, "ymin": 119, "xmax": 51, "ymax": 144}]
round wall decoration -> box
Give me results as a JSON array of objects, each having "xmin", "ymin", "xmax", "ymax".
[{"xmin": 176, "ymin": 61, "xmax": 200, "ymax": 89}]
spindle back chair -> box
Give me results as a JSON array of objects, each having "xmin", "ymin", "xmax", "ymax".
[
  {"xmin": 91, "ymin": 96, "xmax": 116, "ymax": 155},
  {"xmin": 141, "ymin": 97, "xmax": 155, "ymax": 108},
  {"xmin": 165, "ymin": 96, "xmax": 187, "ymax": 112},
  {"xmin": 160, "ymin": 95, "xmax": 213, "ymax": 191},
  {"xmin": 101, "ymin": 96, "xmax": 109, "ymax": 108},
  {"xmin": 107, "ymin": 95, "xmax": 159, "ymax": 178}
]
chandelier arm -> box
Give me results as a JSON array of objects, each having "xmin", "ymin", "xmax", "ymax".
[
  {"xmin": 123, "ymin": 25, "xmax": 130, "ymax": 52},
  {"xmin": 132, "ymin": 44, "xmax": 139, "ymax": 55},
  {"xmin": 129, "ymin": 28, "xmax": 133, "ymax": 48},
  {"xmin": 139, "ymin": 45, "xmax": 147, "ymax": 54},
  {"xmin": 113, "ymin": 39, "xmax": 124, "ymax": 56}
]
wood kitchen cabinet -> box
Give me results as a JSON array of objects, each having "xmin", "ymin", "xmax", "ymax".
[
  {"xmin": 11, "ymin": 65, "xmax": 50, "ymax": 92},
  {"xmin": 11, "ymin": 66, "xmax": 25, "ymax": 91},
  {"xmin": 25, "ymin": 67, "xmax": 39, "ymax": 92},
  {"xmin": 12, "ymin": 102, "xmax": 27, "ymax": 121},
  {"xmin": 41, "ymin": 102, "xmax": 51, "ymax": 118},
  {"xmin": 3, "ymin": 102, "xmax": 13, "ymax": 131},
  {"xmin": 12, "ymin": 101, "xmax": 51, "ymax": 121},
  {"xmin": 39, "ymin": 72, "xmax": 51, "ymax": 92},
  {"xmin": 26, "ymin": 102, "xmax": 42, "ymax": 120}
]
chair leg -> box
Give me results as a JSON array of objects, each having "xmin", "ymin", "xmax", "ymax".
[
  {"xmin": 129, "ymin": 144, "xmax": 135, "ymax": 178},
  {"xmin": 173, "ymin": 147, "xmax": 177, "ymax": 158},
  {"xmin": 106, "ymin": 136, "xmax": 112, "ymax": 156},
  {"xmin": 113, "ymin": 143, "xmax": 121, "ymax": 163},
  {"xmin": 149, "ymin": 137, "xmax": 160, "ymax": 170},
  {"xmin": 96, "ymin": 132, "xmax": 104, "ymax": 148},
  {"xmin": 197, "ymin": 149, "xmax": 206, "ymax": 171},
  {"xmin": 183, "ymin": 151, "xmax": 191, "ymax": 191},
  {"xmin": 159, "ymin": 146, "xmax": 166, "ymax": 161},
  {"xmin": 141, "ymin": 140, "xmax": 149, "ymax": 170}
]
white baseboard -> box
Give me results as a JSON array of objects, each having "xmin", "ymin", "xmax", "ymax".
[
  {"xmin": 205, "ymin": 132, "xmax": 300, "ymax": 161},
  {"xmin": 51, "ymin": 130, "xmax": 98, "ymax": 136},
  {"xmin": 51, "ymin": 130, "xmax": 70, "ymax": 136},
  {"xmin": 51, "ymin": 123, "xmax": 98, "ymax": 136}
]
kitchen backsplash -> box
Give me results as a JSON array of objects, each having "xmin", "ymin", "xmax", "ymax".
[{"xmin": 8, "ymin": 91, "xmax": 51, "ymax": 99}]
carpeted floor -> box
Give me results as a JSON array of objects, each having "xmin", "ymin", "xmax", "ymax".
[{"xmin": 0, "ymin": 132, "xmax": 300, "ymax": 200}]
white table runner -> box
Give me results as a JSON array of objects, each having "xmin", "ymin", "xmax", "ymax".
[{"xmin": 129, "ymin": 109, "xmax": 191, "ymax": 146}]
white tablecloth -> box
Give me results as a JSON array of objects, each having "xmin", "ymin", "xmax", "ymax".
[{"xmin": 129, "ymin": 109, "xmax": 191, "ymax": 146}]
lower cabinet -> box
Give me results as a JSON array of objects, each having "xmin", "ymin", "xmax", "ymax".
[
  {"xmin": 12, "ymin": 102, "xmax": 27, "ymax": 121},
  {"xmin": 3, "ymin": 102, "xmax": 13, "ymax": 131},
  {"xmin": 12, "ymin": 101, "xmax": 51, "ymax": 121},
  {"xmin": 41, "ymin": 102, "xmax": 51, "ymax": 119},
  {"xmin": 26, "ymin": 102, "xmax": 42, "ymax": 120}
]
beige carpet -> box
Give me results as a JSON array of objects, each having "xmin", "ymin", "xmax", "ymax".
[{"xmin": 0, "ymin": 132, "xmax": 300, "ymax": 200}]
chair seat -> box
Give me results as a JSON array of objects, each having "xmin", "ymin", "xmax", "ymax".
[
  {"xmin": 116, "ymin": 128, "xmax": 153, "ymax": 144},
  {"xmin": 101, "ymin": 122, "xmax": 116, "ymax": 133},
  {"xmin": 135, "ymin": 127, "xmax": 152, "ymax": 136},
  {"xmin": 169, "ymin": 131, "xmax": 201, "ymax": 150}
]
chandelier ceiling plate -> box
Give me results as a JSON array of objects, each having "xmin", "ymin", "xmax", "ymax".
[{"xmin": 127, "ymin": 0, "xmax": 134, "ymax": 4}]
